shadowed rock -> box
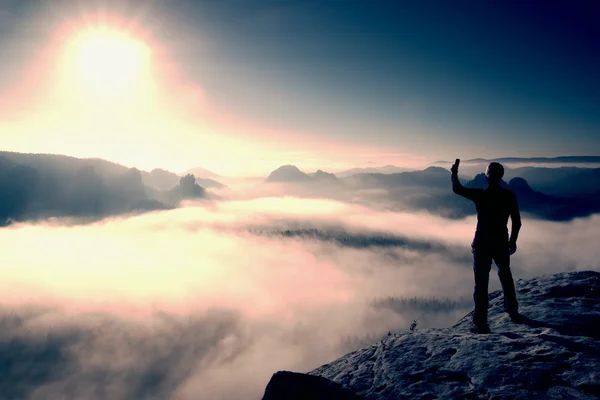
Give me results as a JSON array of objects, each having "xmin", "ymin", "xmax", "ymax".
[{"xmin": 262, "ymin": 371, "xmax": 363, "ymax": 400}]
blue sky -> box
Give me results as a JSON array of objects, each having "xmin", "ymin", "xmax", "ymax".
[
  {"xmin": 168, "ymin": 0, "xmax": 600, "ymax": 155},
  {"xmin": 0, "ymin": 0, "xmax": 599, "ymax": 171}
]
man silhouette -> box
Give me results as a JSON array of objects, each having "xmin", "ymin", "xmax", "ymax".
[{"xmin": 451, "ymin": 159, "xmax": 521, "ymax": 333}]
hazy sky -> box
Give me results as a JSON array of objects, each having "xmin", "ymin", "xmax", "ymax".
[{"xmin": 1, "ymin": 0, "xmax": 598, "ymax": 175}]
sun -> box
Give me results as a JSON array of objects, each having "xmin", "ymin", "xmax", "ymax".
[{"xmin": 63, "ymin": 27, "xmax": 151, "ymax": 95}]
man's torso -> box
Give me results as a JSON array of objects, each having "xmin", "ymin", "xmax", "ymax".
[{"xmin": 472, "ymin": 187, "xmax": 514, "ymax": 246}]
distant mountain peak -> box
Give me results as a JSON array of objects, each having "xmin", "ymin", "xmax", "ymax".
[
  {"xmin": 266, "ymin": 165, "xmax": 311, "ymax": 182},
  {"xmin": 313, "ymin": 170, "xmax": 337, "ymax": 180},
  {"xmin": 279, "ymin": 164, "xmax": 301, "ymax": 171},
  {"xmin": 464, "ymin": 173, "xmax": 511, "ymax": 189},
  {"xmin": 508, "ymin": 177, "xmax": 532, "ymax": 191},
  {"xmin": 423, "ymin": 166, "xmax": 448, "ymax": 173}
]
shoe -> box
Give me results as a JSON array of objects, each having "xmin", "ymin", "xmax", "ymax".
[
  {"xmin": 470, "ymin": 322, "xmax": 491, "ymax": 334},
  {"xmin": 508, "ymin": 312, "xmax": 522, "ymax": 323}
]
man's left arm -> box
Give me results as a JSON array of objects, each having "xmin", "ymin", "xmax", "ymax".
[{"xmin": 509, "ymin": 192, "xmax": 522, "ymax": 254}]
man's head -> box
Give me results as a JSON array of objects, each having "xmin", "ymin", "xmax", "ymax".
[{"xmin": 486, "ymin": 162, "xmax": 504, "ymax": 185}]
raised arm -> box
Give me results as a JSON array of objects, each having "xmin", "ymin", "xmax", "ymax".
[{"xmin": 450, "ymin": 159, "xmax": 476, "ymax": 201}]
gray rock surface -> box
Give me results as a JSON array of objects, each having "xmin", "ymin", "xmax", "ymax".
[{"xmin": 308, "ymin": 271, "xmax": 600, "ymax": 399}]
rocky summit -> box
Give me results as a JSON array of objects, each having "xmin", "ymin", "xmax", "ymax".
[{"xmin": 263, "ymin": 271, "xmax": 600, "ymax": 399}]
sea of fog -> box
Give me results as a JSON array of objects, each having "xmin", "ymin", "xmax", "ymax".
[{"xmin": 1, "ymin": 195, "xmax": 599, "ymax": 399}]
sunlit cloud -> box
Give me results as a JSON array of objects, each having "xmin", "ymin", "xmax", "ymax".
[
  {"xmin": 1, "ymin": 194, "xmax": 599, "ymax": 399},
  {"xmin": 2, "ymin": 197, "xmax": 598, "ymax": 314}
]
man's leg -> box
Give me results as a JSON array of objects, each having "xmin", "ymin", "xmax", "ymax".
[
  {"xmin": 472, "ymin": 247, "xmax": 492, "ymax": 327},
  {"xmin": 494, "ymin": 251, "xmax": 519, "ymax": 317}
]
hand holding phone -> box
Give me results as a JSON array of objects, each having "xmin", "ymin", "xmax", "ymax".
[{"xmin": 451, "ymin": 158, "xmax": 460, "ymax": 175}]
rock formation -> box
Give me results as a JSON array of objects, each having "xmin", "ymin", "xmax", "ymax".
[{"xmin": 263, "ymin": 271, "xmax": 600, "ymax": 399}]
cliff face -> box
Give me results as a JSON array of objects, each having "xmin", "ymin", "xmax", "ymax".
[{"xmin": 263, "ymin": 271, "xmax": 600, "ymax": 400}]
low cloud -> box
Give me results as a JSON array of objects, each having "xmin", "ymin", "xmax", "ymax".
[{"xmin": 1, "ymin": 196, "xmax": 598, "ymax": 399}]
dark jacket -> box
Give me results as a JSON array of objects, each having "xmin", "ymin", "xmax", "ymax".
[{"xmin": 452, "ymin": 174, "xmax": 522, "ymax": 247}]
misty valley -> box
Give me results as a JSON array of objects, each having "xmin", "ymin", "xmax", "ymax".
[{"xmin": 1, "ymin": 152, "xmax": 600, "ymax": 399}]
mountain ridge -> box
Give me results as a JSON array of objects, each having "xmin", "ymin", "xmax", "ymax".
[
  {"xmin": 433, "ymin": 156, "xmax": 600, "ymax": 165},
  {"xmin": 0, "ymin": 151, "xmax": 215, "ymax": 224}
]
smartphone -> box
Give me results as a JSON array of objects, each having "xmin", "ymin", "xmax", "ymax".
[{"xmin": 455, "ymin": 158, "xmax": 460, "ymax": 167}]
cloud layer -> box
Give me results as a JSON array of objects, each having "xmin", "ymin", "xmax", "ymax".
[{"xmin": 1, "ymin": 196, "xmax": 598, "ymax": 399}]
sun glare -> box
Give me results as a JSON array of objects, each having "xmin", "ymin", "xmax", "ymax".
[{"xmin": 63, "ymin": 27, "xmax": 151, "ymax": 96}]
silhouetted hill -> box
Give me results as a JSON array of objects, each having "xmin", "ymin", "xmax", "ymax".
[
  {"xmin": 266, "ymin": 165, "xmax": 314, "ymax": 182},
  {"xmin": 264, "ymin": 270, "xmax": 600, "ymax": 399},
  {"xmin": 508, "ymin": 176, "xmax": 532, "ymax": 191},
  {"xmin": 0, "ymin": 152, "xmax": 212, "ymax": 225},
  {"xmin": 311, "ymin": 170, "xmax": 338, "ymax": 182},
  {"xmin": 506, "ymin": 178, "xmax": 566, "ymax": 217},
  {"xmin": 0, "ymin": 153, "xmax": 158, "ymax": 224},
  {"xmin": 167, "ymin": 174, "xmax": 206, "ymax": 202},
  {"xmin": 0, "ymin": 152, "xmax": 131, "ymax": 180}
]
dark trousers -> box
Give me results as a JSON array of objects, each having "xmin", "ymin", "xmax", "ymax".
[{"xmin": 472, "ymin": 244, "xmax": 518, "ymax": 325}]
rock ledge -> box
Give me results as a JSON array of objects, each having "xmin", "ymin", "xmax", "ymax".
[{"xmin": 263, "ymin": 271, "xmax": 600, "ymax": 400}]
